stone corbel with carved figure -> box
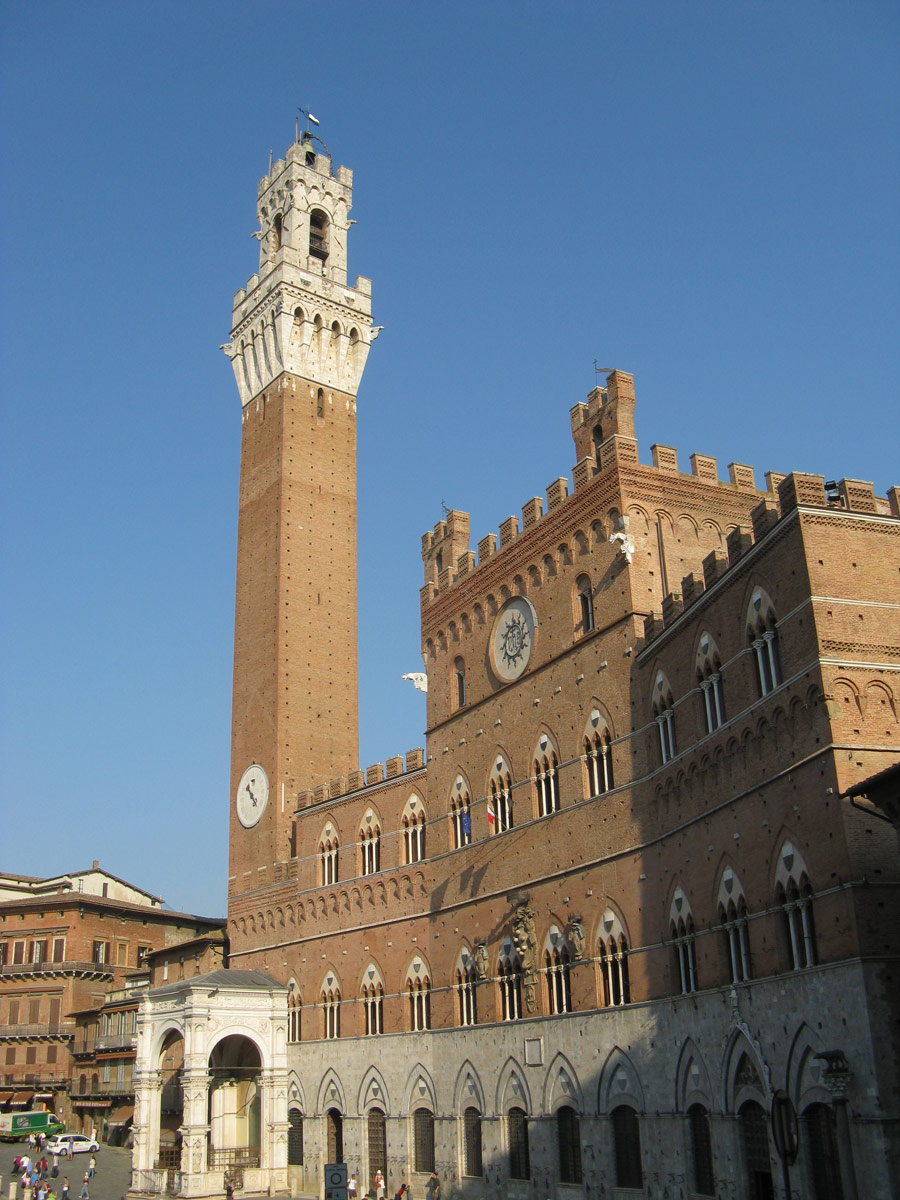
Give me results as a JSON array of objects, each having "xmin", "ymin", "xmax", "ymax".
[
  {"xmin": 473, "ymin": 939, "xmax": 489, "ymax": 981},
  {"xmin": 567, "ymin": 915, "xmax": 586, "ymax": 960}
]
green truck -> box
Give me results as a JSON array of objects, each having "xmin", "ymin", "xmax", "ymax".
[{"xmin": 0, "ymin": 1110, "xmax": 65, "ymax": 1141}]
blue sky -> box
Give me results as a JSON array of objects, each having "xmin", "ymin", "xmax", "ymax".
[{"xmin": 1, "ymin": 1, "xmax": 897, "ymax": 917}]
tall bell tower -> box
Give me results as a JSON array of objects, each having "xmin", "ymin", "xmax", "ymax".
[{"xmin": 223, "ymin": 131, "xmax": 376, "ymax": 899}]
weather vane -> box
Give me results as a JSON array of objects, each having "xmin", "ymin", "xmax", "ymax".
[
  {"xmin": 297, "ymin": 106, "xmax": 320, "ymax": 139},
  {"xmin": 295, "ymin": 106, "xmax": 330, "ymax": 159},
  {"xmin": 594, "ymin": 360, "xmax": 613, "ymax": 384}
]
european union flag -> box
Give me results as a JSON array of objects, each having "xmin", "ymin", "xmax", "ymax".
[{"xmin": 461, "ymin": 810, "xmax": 472, "ymax": 838}]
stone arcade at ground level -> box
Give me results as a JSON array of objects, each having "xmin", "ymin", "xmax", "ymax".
[{"xmin": 130, "ymin": 971, "xmax": 289, "ymax": 1198}]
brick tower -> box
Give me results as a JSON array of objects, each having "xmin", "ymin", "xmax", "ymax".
[{"xmin": 223, "ymin": 131, "xmax": 375, "ymax": 898}]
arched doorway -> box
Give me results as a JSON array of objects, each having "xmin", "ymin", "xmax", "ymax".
[
  {"xmin": 326, "ymin": 1108, "xmax": 343, "ymax": 1164},
  {"xmin": 367, "ymin": 1108, "xmax": 386, "ymax": 1193},
  {"xmin": 739, "ymin": 1100, "xmax": 774, "ymax": 1200},
  {"xmin": 208, "ymin": 1035, "xmax": 263, "ymax": 1182}
]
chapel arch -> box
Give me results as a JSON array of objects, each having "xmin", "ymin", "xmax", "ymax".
[{"xmin": 207, "ymin": 1035, "xmax": 264, "ymax": 1166}]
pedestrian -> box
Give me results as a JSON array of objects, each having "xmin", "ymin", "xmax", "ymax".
[
  {"xmin": 374, "ymin": 1169, "xmax": 385, "ymax": 1200},
  {"xmin": 348, "ymin": 1175, "xmax": 357, "ymax": 1200},
  {"xmin": 393, "ymin": 1185, "xmax": 408, "ymax": 1200},
  {"xmin": 224, "ymin": 1171, "xmax": 234, "ymax": 1200},
  {"xmin": 87, "ymin": 1156, "xmax": 96, "ymax": 1180},
  {"xmin": 425, "ymin": 1171, "xmax": 440, "ymax": 1200},
  {"xmin": 79, "ymin": 1174, "xmax": 89, "ymax": 1200},
  {"xmin": 52, "ymin": 1154, "xmax": 60, "ymax": 1179},
  {"xmin": 40, "ymin": 1158, "xmax": 49, "ymax": 1180},
  {"xmin": 65, "ymin": 1145, "xmax": 73, "ymax": 1163},
  {"xmin": 60, "ymin": 1179, "xmax": 69, "ymax": 1200}
]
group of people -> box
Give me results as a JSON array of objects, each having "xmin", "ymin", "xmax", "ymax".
[
  {"xmin": 13, "ymin": 1149, "xmax": 96, "ymax": 1200},
  {"xmin": 346, "ymin": 1168, "xmax": 438, "ymax": 1200}
]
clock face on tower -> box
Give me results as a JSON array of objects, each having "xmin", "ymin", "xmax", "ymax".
[
  {"xmin": 489, "ymin": 597, "xmax": 538, "ymax": 683},
  {"xmin": 236, "ymin": 764, "xmax": 269, "ymax": 828}
]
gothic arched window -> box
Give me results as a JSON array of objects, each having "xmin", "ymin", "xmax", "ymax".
[
  {"xmin": 318, "ymin": 831, "xmax": 339, "ymax": 886},
  {"xmin": 544, "ymin": 944, "xmax": 571, "ymax": 1014},
  {"xmin": 498, "ymin": 941, "xmax": 523, "ymax": 1022},
  {"xmin": 653, "ymin": 671, "xmax": 677, "ymax": 764},
  {"xmin": 489, "ymin": 757, "xmax": 513, "ymax": 833},
  {"xmin": 454, "ymin": 657, "xmax": 466, "ymax": 709},
  {"xmin": 575, "ymin": 574, "xmax": 594, "ymax": 635},
  {"xmin": 402, "ymin": 798, "xmax": 426, "ymax": 864},
  {"xmin": 696, "ymin": 632, "xmax": 725, "ymax": 734},
  {"xmin": 456, "ymin": 953, "xmax": 477, "ymax": 1027},
  {"xmin": 359, "ymin": 815, "xmax": 381, "ymax": 876},
  {"xmin": 450, "ymin": 781, "xmax": 472, "ymax": 848},
  {"xmin": 747, "ymin": 586, "xmax": 783, "ymax": 697},
  {"xmin": 407, "ymin": 962, "xmax": 431, "ymax": 1031},
  {"xmin": 534, "ymin": 740, "xmax": 560, "ymax": 817}
]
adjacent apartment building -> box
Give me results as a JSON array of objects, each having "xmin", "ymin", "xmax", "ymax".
[{"xmin": 0, "ymin": 866, "xmax": 225, "ymax": 1138}]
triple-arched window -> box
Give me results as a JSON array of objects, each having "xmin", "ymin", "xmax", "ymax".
[
  {"xmin": 361, "ymin": 968, "xmax": 384, "ymax": 1036},
  {"xmin": 402, "ymin": 797, "xmax": 426, "ymax": 864},
  {"xmin": 359, "ymin": 812, "xmax": 381, "ymax": 876},
  {"xmin": 318, "ymin": 828, "xmax": 339, "ymax": 886},
  {"xmin": 598, "ymin": 910, "xmax": 630, "ymax": 1006},
  {"xmin": 544, "ymin": 942, "xmax": 571, "ymax": 1015},
  {"xmin": 534, "ymin": 738, "xmax": 560, "ymax": 816},
  {"xmin": 407, "ymin": 961, "xmax": 431, "ymax": 1031},
  {"xmin": 584, "ymin": 710, "xmax": 615, "ymax": 796},
  {"xmin": 456, "ymin": 956, "xmax": 478, "ymax": 1027},
  {"xmin": 321, "ymin": 977, "xmax": 340, "ymax": 1039}
]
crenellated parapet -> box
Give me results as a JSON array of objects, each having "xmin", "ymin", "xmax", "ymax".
[
  {"xmin": 223, "ymin": 134, "xmax": 376, "ymax": 407},
  {"xmin": 293, "ymin": 748, "xmax": 426, "ymax": 814},
  {"xmin": 419, "ymin": 370, "xmax": 783, "ymax": 608}
]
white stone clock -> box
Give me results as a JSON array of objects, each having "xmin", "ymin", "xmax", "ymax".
[
  {"xmin": 236, "ymin": 764, "xmax": 269, "ymax": 828},
  {"xmin": 490, "ymin": 597, "xmax": 538, "ymax": 683}
]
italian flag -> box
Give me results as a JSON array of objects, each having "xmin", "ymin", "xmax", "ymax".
[{"xmin": 487, "ymin": 800, "xmax": 495, "ymax": 825}]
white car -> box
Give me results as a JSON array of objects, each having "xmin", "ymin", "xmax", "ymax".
[{"xmin": 44, "ymin": 1135, "xmax": 99, "ymax": 1156}]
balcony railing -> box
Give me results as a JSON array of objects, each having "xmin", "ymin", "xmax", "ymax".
[
  {"xmin": 72, "ymin": 1079, "xmax": 134, "ymax": 1098},
  {"xmin": 95, "ymin": 1033, "xmax": 137, "ymax": 1051},
  {"xmin": 131, "ymin": 1169, "xmax": 182, "ymax": 1196},
  {"xmin": 0, "ymin": 960, "xmax": 113, "ymax": 978},
  {"xmin": 208, "ymin": 1148, "xmax": 260, "ymax": 1169},
  {"xmin": 0, "ymin": 1023, "xmax": 75, "ymax": 1040}
]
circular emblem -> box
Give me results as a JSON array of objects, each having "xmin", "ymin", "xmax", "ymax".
[
  {"xmin": 236, "ymin": 763, "xmax": 269, "ymax": 828},
  {"xmin": 490, "ymin": 597, "xmax": 538, "ymax": 683}
]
